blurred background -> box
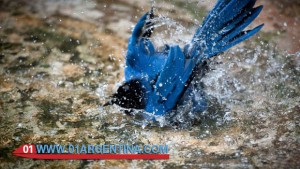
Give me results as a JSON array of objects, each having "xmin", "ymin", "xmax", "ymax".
[{"xmin": 0, "ymin": 0, "xmax": 299, "ymax": 168}]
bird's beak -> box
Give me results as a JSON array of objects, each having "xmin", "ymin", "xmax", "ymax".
[
  {"xmin": 103, "ymin": 101, "xmax": 112, "ymax": 107},
  {"xmin": 103, "ymin": 97, "xmax": 116, "ymax": 107}
]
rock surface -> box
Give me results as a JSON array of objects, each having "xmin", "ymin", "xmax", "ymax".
[{"xmin": 0, "ymin": 0, "xmax": 299, "ymax": 168}]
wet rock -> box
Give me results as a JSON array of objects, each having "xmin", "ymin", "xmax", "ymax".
[
  {"xmin": 0, "ymin": 0, "xmax": 299, "ymax": 168},
  {"xmin": 62, "ymin": 64, "xmax": 84, "ymax": 78},
  {"xmin": 106, "ymin": 20, "xmax": 134, "ymax": 40}
]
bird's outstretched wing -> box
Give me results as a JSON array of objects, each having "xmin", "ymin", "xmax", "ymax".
[
  {"xmin": 185, "ymin": 0, "xmax": 264, "ymax": 60},
  {"xmin": 120, "ymin": 0, "xmax": 264, "ymax": 117},
  {"xmin": 146, "ymin": 0, "xmax": 264, "ymax": 116},
  {"xmin": 145, "ymin": 46, "xmax": 196, "ymax": 115},
  {"xmin": 125, "ymin": 11, "xmax": 167, "ymax": 81}
]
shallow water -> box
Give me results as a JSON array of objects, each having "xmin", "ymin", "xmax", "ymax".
[{"xmin": 0, "ymin": 0, "xmax": 299, "ymax": 168}]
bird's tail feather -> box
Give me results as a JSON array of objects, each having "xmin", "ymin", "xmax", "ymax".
[{"xmin": 187, "ymin": 0, "xmax": 263, "ymax": 60}]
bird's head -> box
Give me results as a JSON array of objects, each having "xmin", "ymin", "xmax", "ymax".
[{"xmin": 104, "ymin": 79, "xmax": 146, "ymax": 109}]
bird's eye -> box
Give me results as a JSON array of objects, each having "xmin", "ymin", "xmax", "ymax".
[{"xmin": 123, "ymin": 85, "xmax": 129, "ymax": 91}]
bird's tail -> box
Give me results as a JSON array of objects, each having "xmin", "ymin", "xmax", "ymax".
[{"xmin": 185, "ymin": 0, "xmax": 263, "ymax": 61}]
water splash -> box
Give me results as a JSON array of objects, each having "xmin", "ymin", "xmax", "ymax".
[
  {"xmin": 144, "ymin": 13, "xmax": 190, "ymax": 49},
  {"xmin": 99, "ymin": 0, "xmax": 300, "ymax": 135}
]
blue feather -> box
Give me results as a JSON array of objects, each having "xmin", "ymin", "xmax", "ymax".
[{"xmin": 109, "ymin": 0, "xmax": 264, "ymax": 119}]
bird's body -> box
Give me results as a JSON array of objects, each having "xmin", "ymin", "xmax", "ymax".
[{"xmin": 106, "ymin": 0, "xmax": 263, "ymax": 119}]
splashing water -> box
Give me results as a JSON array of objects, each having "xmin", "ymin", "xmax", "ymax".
[
  {"xmin": 103, "ymin": 11, "xmax": 299, "ymax": 132},
  {"xmin": 145, "ymin": 12, "xmax": 191, "ymax": 48},
  {"xmin": 100, "ymin": 13, "xmax": 232, "ymax": 129},
  {"xmin": 1, "ymin": 0, "xmax": 299, "ymax": 168}
]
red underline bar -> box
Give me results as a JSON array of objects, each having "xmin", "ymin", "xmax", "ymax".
[{"xmin": 13, "ymin": 153, "xmax": 170, "ymax": 160}]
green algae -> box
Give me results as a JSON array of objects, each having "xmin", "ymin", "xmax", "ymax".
[
  {"xmin": 0, "ymin": 42, "xmax": 22, "ymax": 52},
  {"xmin": 36, "ymin": 100, "xmax": 73, "ymax": 128},
  {"xmin": 0, "ymin": 0, "xmax": 299, "ymax": 168},
  {"xmin": 24, "ymin": 28, "xmax": 80, "ymax": 55}
]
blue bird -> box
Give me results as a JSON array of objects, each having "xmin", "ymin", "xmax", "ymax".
[{"xmin": 105, "ymin": 0, "xmax": 263, "ymax": 119}]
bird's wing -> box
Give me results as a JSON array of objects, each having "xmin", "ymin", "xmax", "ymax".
[
  {"xmin": 125, "ymin": 11, "xmax": 167, "ymax": 81},
  {"xmin": 145, "ymin": 46, "xmax": 196, "ymax": 115},
  {"xmin": 185, "ymin": 0, "xmax": 263, "ymax": 60}
]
